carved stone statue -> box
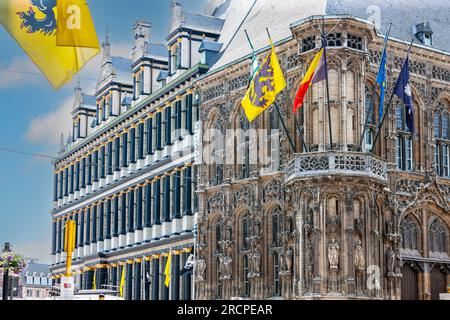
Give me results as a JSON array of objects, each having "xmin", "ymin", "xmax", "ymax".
[
  {"xmin": 327, "ymin": 239, "xmax": 340, "ymax": 269},
  {"xmin": 285, "ymin": 247, "xmax": 293, "ymax": 272},
  {"xmin": 386, "ymin": 246, "xmax": 395, "ymax": 275},
  {"xmin": 219, "ymin": 255, "xmax": 232, "ymax": 279},
  {"xmin": 196, "ymin": 258, "xmax": 206, "ymax": 281},
  {"xmin": 354, "ymin": 240, "xmax": 365, "ymax": 270},
  {"xmin": 305, "ymin": 240, "xmax": 314, "ymax": 270}
]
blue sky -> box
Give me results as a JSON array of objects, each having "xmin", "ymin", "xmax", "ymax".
[{"xmin": 0, "ymin": 0, "xmax": 207, "ymax": 263}]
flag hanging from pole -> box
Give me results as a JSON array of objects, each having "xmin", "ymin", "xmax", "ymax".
[
  {"xmin": 394, "ymin": 55, "xmax": 414, "ymax": 133},
  {"xmin": 376, "ymin": 32, "xmax": 389, "ymax": 122},
  {"xmin": 56, "ymin": 0, "xmax": 100, "ymax": 48},
  {"xmin": 293, "ymin": 47, "xmax": 326, "ymax": 113},
  {"xmin": 119, "ymin": 265, "xmax": 125, "ymax": 297},
  {"xmin": 92, "ymin": 270, "xmax": 96, "ymax": 290},
  {"xmin": 241, "ymin": 44, "xmax": 286, "ymax": 123},
  {"xmin": 164, "ymin": 250, "xmax": 172, "ymax": 287},
  {"xmin": 0, "ymin": 0, "xmax": 100, "ymax": 89}
]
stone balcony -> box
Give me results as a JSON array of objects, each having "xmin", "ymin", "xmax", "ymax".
[{"xmin": 285, "ymin": 151, "xmax": 388, "ymax": 184}]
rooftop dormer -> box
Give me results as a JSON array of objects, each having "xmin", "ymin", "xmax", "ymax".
[
  {"xmin": 167, "ymin": 1, "xmax": 224, "ymax": 80},
  {"xmin": 413, "ymin": 21, "xmax": 433, "ymax": 46},
  {"xmin": 131, "ymin": 20, "xmax": 168, "ymax": 103},
  {"xmin": 71, "ymin": 83, "xmax": 96, "ymax": 143}
]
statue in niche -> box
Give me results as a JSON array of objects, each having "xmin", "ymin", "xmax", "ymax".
[
  {"xmin": 354, "ymin": 240, "xmax": 365, "ymax": 270},
  {"xmin": 327, "ymin": 239, "xmax": 340, "ymax": 269},
  {"xmin": 285, "ymin": 246, "xmax": 293, "ymax": 272},
  {"xmin": 219, "ymin": 255, "xmax": 232, "ymax": 279},
  {"xmin": 305, "ymin": 240, "xmax": 314, "ymax": 270},
  {"xmin": 196, "ymin": 258, "xmax": 206, "ymax": 281},
  {"xmin": 226, "ymin": 225, "xmax": 232, "ymax": 242},
  {"xmin": 254, "ymin": 219, "xmax": 261, "ymax": 237},
  {"xmin": 385, "ymin": 246, "xmax": 395, "ymax": 276}
]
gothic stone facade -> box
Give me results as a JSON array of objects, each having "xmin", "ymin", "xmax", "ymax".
[{"xmin": 194, "ymin": 17, "xmax": 450, "ymax": 300}]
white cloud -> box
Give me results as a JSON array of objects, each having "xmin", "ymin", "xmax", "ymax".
[
  {"xmin": 25, "ymin": 42, "xmax": 132, "ymax": 147},
  {"xmin": 14, "ymin": 233, "xmax": 51, "ymax": 264},
  {"xmin": 0, "ymin": 57, "xmax": 42, "ymax": 88},
  {"xmin": 25, "ymin": 96, "xmax": 74, "ymax": 146}
]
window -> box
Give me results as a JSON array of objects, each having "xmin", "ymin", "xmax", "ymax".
[
  {"xmin": 396, "ymin": 103, "xmax": 414, "ymax": 171},
  {"xmin": 33, "ymin": 277, "xmax": 40, "ymax": 285},
  {"xmin": 429, "ymin": 218, "xmax": 448, "ymax": 254},
  {"xmin": 401, "ymin": 217, "xmax": 420, "ymax": 251},
  {"xmin": 301, "ymin": 36, "xmax": 315, "ymax": 52},
  {"xmin": 216, "ymin": 257, "xmax": 222, "ymax": 298},
  {"xmin": 273, "ymin": 252, "xmax": 281, "ymax": 296},
  {"xmin": 243, "ymin": 255, "xmax": 250, "ymax": 297},
  {"xmin": 26, "ymin": 276, "xmax": 33, "ymax": 284},
  {"xmin": 241, "ymin": 214, "xmax": 250, "ymax": 250},
  {"xmin": 272, "ymin": 209, "xmax": 281, "ymax": 247},
  {"xmin": 434, "ymin": 109, "xmax": 450, "ymax": 177},
  {"xmin": 215, "ymin": 221, "xmax": 222, "ymax": 252}
]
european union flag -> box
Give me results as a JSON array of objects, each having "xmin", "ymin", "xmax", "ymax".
[
  {"xmin": 376, "ymin": 33, "xmax": 388, "ymax": 122},
  {"xmin": 394, "ymin": 56, "xmax": 414, "ymax": 133}
]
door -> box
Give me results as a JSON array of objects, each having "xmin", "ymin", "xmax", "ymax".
[
  {"xmin": 430, "ymin": 267, "xmax": 447, "ymax": 300},
  {"xmin": 401, "ymin": 264, "xmax": 419, "ymax": 300}
]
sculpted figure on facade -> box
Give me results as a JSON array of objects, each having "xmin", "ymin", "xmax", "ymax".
[
  {"xmin": 354, "ymin": 240, "xmax": 365, "ymax": 270},
  {"xmin": 196, "ymin": 258, "xmax": 207, "ymax": 281},
  {"xmin": 327, "ymin": 239, "xmax": 340, "ymax": 269}
]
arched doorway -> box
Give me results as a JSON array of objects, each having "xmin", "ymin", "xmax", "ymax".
[
  {"xmin": 401, "ymin": 263, "xmax": 419, "ymax": 300},
  {"xmin": 430, "ymin": 266, "xmax": 447, "ymax": 300}
]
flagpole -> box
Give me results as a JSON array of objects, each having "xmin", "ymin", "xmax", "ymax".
[
  {"xmin": 322, "ymin": 16, "xmax": 334, "ymax": 150},
  {"xmin": 263, "ymin": 28, "xmax": 297, "ymax": 153},
  {"xmin": 371, "ymin": 40, "xmax": 414, "ymax": 153},
  {"xmin": 359, "ymin": 23, "xmax": 392, "ymax": 151},
  {"xmin": 286, "ymin": 92, "xmax": 310, "ymax": 152},
  {"xmin": 192, "ymin": 212, "xmax": 198, "ymax": 300}
]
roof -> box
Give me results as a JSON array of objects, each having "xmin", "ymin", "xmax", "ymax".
[
  {"xmin": 325, "ymin": 0, "xmax": 450, "ymax": 52},
  {"xmin": 157, "ymin": 70, "xmax": 169, "ymax": 82},
  {"xmin": 82, "ymin": 94, "xmax": 96, "ymax": 108},
  {"xmin": 111, "ymin": 56, "xmax": 133, "ymax": 84},
  {"xmin": 210, "ymin": 0, "xmax": 450, "ymax": 71},
  {"xmin": 210, "ymin": 0, "xmax": 326, "ymax": 70},
  {"xmin": 148, "ymin": 43, "xmax": 168, "ymax": 61},
  {"xmin": 182, "ymin": 12, "xmax": 224, "ymax": 34},
  {"xmin": 199, "ymin": 40, "xmax": 223, "ymax": 52},
  {"xmin": 122, "ymin": 96, "xmax": 132, "ymax": 106},
  {"xmin": 20, "ymin": 263, "xmax": 51, "ymax": 280}
]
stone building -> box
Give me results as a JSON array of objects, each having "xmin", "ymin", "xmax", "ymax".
[
  {"xmin": 49, "ymin": 0, "xmax": 450, "ymax": 300},
  {"xmin": 194, "ymin": 0, "xmax": 450, "ymax": 300}
]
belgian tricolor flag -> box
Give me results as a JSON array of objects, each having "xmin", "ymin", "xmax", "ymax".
[{"xmin": 293, "ymin": 47, "xmax": 327, "ymax": 113}]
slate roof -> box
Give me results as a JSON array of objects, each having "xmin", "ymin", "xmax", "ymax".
[
  {"xmin": 326, "ymin": 0, "xmax": 450, "ymax": 52},
  {"xmin": 20, "ymin": 263, "xmax": 51, "ymax": 282},
  {"xmin": 182, "ymin": 12, "xmax": 224, "ymax": 34},
  {"xmin": 111, "ymin": 56, "xmax": 133, "ymax": 84},
  {"xmin": 210, "ymin": 0, "xmax": 450, "ymax": 71},
  {"xmin": 199, "ymin": 40, "xmax": 223, "ymax": 52},
  {"xmin": 148, "ymin": 43, "xmax": 168, "ymax": 61}
]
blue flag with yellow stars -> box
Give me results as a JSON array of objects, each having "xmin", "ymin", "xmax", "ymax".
[
  {"xmin": 376, "ymin": 33, "xmax": 388, "ymax": 122},
  {"xmin": 394, "ymin": 56, "xmax": 414, "ymax": 133}
]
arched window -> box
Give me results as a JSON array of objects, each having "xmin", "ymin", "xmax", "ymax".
[
  {"xmin": 235, "ymin": 114, "xmax": 251, "ymax": 179},
  {"xmin": 396, "ymin": 103, "xmax": 414, "ymax": 171},
  {"xmin": 241, "ymin": 213, "xmax": 250, "ymax": 250},
  {"xmin": 272, "ymin": 208, "xmax": 281, "ymax": 247},
  {"xmin": 400, "ymin": 216, "xmax": 420, "ymax": 251},
  {"xmin": 429, "ymin": 218, "xmax": 448, "ymax": 254},
  {"xmin": 215, "ymin": 220, "xmax": 222, "ymax": 252},
  {"xmin": 435, "ymin": 105, "xmax": 450, "ymax": 178},
  {"xmin": 269, "ymin": 109, "xmax": 281, "ymax": 169},
  {"xmin": 273, "ymin": 252, "xmax": 281, "ymax": 296},
  {"xmin": 365, "ymin": 85, "xmax": 376, "ymax": 151}
]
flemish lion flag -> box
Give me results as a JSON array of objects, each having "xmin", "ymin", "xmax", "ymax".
[
  {"xmin": 56, "ymin": 0, "xmax": 100, "ymax": 48},
  {"xmin": 0, "ymin": 0, "xmax": 100, "ymax": 89},
  {"xmin": 241, "ymin": 45, "xmax": 286, "ymax": 122}
]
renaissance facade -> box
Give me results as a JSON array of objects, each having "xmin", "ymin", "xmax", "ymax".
[{"xmin": 50, "ymin": 0, "xmax": 450, "ymax": 300}]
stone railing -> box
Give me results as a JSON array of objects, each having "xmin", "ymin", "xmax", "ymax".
[{"xmin": 285, "ymin": 151, "xmax": 388, "ymax": 184}]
